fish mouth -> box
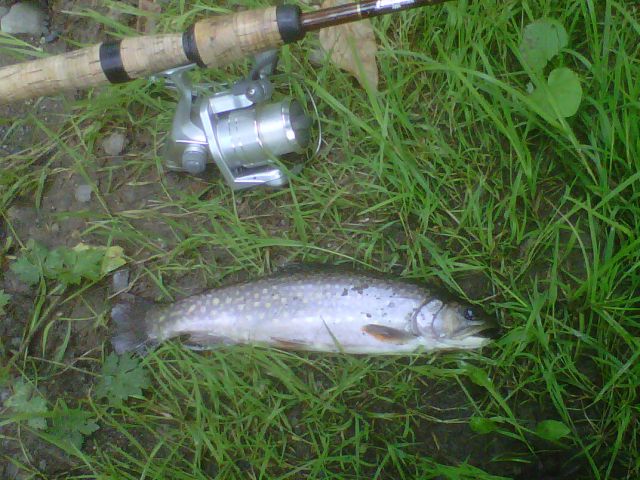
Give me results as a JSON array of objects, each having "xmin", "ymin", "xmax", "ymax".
[{"xmin": 455, "ymin": 317, "xmax": 501, "ymax": 339}]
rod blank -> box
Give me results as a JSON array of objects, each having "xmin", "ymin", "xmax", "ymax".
[{"xmin": 0, "ymin": 0, "xmax": 450, "ymax": 104}]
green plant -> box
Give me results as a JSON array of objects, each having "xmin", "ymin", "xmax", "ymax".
[
  {"xmin": 0, "ymin": 290, "xmax": 9, "ymax": 315},
  {"xmin": 3, "ymin": 379, "xmax": 48, "ymax": 430},
  {"xmin": 10, "ymin": 240, "xmax": 126, "ymax": 288},
  {"xmin": 46, "ymin": 400, "xmax": 100, "ymax": 450},
  {"xmin": 95, "ymin": 353, "xmax": 151, "ymax": 407},
  {"xmin": 536, "ymin": 419, "xmax": 572, "ymax": 442},
  {"xmin": 519, "ymin": 18, "xmax": 583, "ymax": 118}
]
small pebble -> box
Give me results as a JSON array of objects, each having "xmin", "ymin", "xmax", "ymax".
[
  {"xmin": 203, "ymin": 459, "xmax": 219, "ymax": 478},
  {"xmin": 0, "ymin": 388, "xmax": 10, "ymax": 404},
  {"xmin": 42, "ymin": 30, "xmax": 58, "ymax": 43},
  {"xmin": 5, "ymin": 462, "xmax": 20, "ymax": 480},
  {"xmin": 3, "ymin": 270, "xmax": 33, "ymax": 294},
  {"xmin": 112, "ymin": 268, "xmax": 130, "ymax": 293},
  {"xmin": 308, "ymin": 47, "xmax": 326, "ymax": 67},
  {"xmin": 121, "ymin": 187, "xmax": 139, "ymax": 204},
  {"xmin": 75, "ymin": 184, "xmax": 92, "ymax": 203},
  {"xmin": 7, "ymin": 205, "xmax": 32, "ymax": 222},
  {"xmin": 6, "ymin": 461, "xmax": 30, "ymax": 480},
  {"xmin": 102, "ymin": 132, "xmax": 126, "ymax": 156},
  {"xmin": 0, "ymin": 3, "xmax": 49, "ymax": 36}
]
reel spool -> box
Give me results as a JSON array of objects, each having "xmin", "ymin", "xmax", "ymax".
[{"xmin": 161, "ymin": 51, "xmax": 313, "ymax": 190}]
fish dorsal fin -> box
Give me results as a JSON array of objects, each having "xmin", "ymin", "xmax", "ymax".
[{"xmin": 362, "ymin": 325, "xmax": 417, "ymax": 344}]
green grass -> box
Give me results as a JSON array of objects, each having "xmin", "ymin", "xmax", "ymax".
[{"xmin": 1, "ymin": 0, "xmax": 639, "ymax": 478}]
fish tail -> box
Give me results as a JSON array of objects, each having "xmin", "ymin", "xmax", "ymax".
[{"xmin": 111, "ymin": 294, "xmax": 155, "ymax": 354}]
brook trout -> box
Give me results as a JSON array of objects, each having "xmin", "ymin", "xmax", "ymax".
[{"xmin": 111, "ymin": 269, "xmax": 496, "ymax": 354}]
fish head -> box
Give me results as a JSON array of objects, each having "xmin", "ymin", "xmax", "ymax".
[{"xmin": 414, "ymin": 299, "xmax": 497, "ymax": 348}]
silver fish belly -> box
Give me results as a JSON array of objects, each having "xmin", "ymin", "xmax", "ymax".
[{"xmin": 111, "ymin": 270, "xmax": 495, "ymax": 354}]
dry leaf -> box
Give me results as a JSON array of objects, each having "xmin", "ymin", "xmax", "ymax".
[
  {"xmin": 319, "ymin": 0, "xmax": 379, "ymax": 91},
  {"xmin": 136, "ymin": 0, "xmax": 162, "ymax": 34}
]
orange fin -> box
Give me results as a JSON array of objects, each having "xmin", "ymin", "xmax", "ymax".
[
  {"xmin": 270, "ymin": 337, "xmax": 310, "ymax": 350},
  {"xmin": 180, "ymin": 332, "xmax": 236, "ymax": 349},
  {"xmin": 362, "ymin": 324, "xmax": 417, "ymax": 344}
]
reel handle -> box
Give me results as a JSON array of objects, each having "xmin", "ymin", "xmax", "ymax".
[{"xmin": 0, "ymin": 6, "xmax": 291, "ymax": 104}]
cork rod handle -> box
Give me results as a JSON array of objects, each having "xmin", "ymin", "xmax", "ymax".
[{"xmin": 0, "ymin": 6, "xmax": 301, "ymax": 104}]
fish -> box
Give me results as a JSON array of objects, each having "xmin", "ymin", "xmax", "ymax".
[{"xmin": 111, "ymin": 268, "xmax": 497, "ymax": 355}]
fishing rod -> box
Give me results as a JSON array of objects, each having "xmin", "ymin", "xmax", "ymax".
[
  {"xmin": 0, "ymin": 0, "xmax": 450, "ymax": 190},
  {"xmin": 0, "ymin": 0, "xmax": 448, "ymax": 103}
]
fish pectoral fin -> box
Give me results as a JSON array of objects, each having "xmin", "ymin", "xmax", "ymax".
[
  {"xmin": 270, "ymin": 337, "xmax": 311, "ymax": 350},
  {"xmin": 362, "ymin": 324, "xmax": 418, "ymax": 344}
]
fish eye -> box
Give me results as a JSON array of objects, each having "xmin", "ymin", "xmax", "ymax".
[{"xmin": 464, "ymin": 308, "xmax": 475, "ymax": 322}]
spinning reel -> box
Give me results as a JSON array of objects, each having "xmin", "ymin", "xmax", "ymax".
[{"xmin": 160, "ymin": 51, "xmax": 315, "ymax": 190}]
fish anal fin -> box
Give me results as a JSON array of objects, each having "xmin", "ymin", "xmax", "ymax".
[
  {"xmin": 270, "ymin": 337, "xmax": 311, "ymax": 350},
  {"xmin": 362, "ymin": 324, "xmax": 417, "ymax": 344},
  {"xmin": 179, "ymin": 332, "xmax": 235, "ymax": 349}
]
